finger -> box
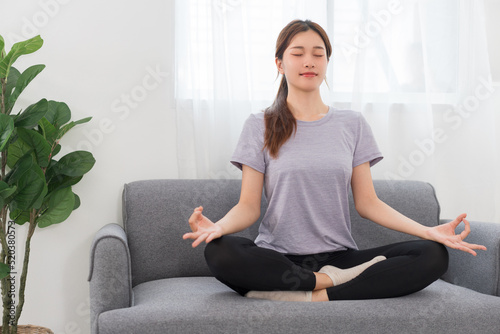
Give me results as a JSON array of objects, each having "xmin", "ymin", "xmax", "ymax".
[
  {"xmin": 192, "ymin": 233, "xmax": 209, "ymax": 248},
  {"xmin": 206, "ymin": 233, "xmax": 214, "ymax": 243},
  {"xmin": 450, "ymin": 240, "xmax": 480, "ymax": 256},
  {"xmin": 450, "ymin": 213, "xmax": 467, "ymax": 229},
  {"xmin": 459, "ymin": 218, "xmax": 471, "ymax": 240},
  {"xmin": 206, "ymin": 232, "xmax": 219, "ymax": 244},
  {"xmin": 183, "ymin": 232, "xmax": 200, "ymax": 240},
  {"xmin": 190, "ymin": 206, "xmax": 203, "ymax": 216},
  {"xmin": 188, "ymin": 210, "xmax": 203, "ymax": 227},
  {"xmin": 458, "ymin": 240, "xmax": 487, "ymax": 251},
  {"xmin": 443, "ymin": 239, "xmax": 477, "ymax": 256}
]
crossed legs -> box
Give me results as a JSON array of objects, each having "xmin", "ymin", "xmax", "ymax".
[{"xmin": 204, "ymin": 236, "xmax": 448, "ymax": 301}]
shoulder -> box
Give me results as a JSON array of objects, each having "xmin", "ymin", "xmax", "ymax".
[
  {"xmin": 237, "ymin": 112, "xmax": 266, "ymax": 141},
  {"xmin": 247, "ymin": 111, "xmax": 265, "ymax": 122},
  {"xmin": 331, "ymin": 108, "xmax": 366, "ymax": 129},
  {"xmin": 332, "ymin": 108, "xmax": 362, "ymax": 121},
  {"xmin": 242, "ymin": 112, "xmax": 266, "ymax": 131}
]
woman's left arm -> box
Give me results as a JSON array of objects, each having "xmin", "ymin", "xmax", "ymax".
[{"xmin": 351, "ymin": 162, "xmax": 487, "ymax": 256}]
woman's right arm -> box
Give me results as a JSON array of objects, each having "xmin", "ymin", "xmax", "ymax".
[{"xmin": 183, "ymin": 165, "xmax": 264, "ymax": 247}]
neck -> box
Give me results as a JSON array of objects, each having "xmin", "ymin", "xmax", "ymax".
[{"xmin": 286, "ymin": 88, "xmax": 328, "ymax": 121}]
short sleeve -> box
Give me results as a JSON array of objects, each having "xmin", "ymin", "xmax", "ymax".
[
  {"xmin": 230, "ymin": 114, "xmax": 266, "ymax": 173},
  {"xmin": 352, "ymin": 113, "xmax": 384, "ymax": 168}
]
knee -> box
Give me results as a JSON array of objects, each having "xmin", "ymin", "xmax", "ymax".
[
  {"xmin": 204, "ymin": 237, "xmax": 228, "ymax": 268},
  {"xmin": 204, "ymin": 236, "xmax": 247, "ymax": 274},
  {"xmin": 420, "ymin": 240, "xmax": 449, "ymax": 276}
]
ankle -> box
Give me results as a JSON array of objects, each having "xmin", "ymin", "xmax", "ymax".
[
  {"xmin": 311, "ymin": 289, "xmax": 329, "ymax": 302},
  {"xmin": 314, "ymin": 272, "xmax": 334, "ymax": 290}
]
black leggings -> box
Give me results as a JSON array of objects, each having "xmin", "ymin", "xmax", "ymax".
[{"xmin": 204, "ymin": 236, "xmax": 449, "ymax": 300}]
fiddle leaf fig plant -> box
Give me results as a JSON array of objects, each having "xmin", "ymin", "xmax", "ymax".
[{"xmin": 0, "ymin": 35, "xmax": 95, "ymax": 333}]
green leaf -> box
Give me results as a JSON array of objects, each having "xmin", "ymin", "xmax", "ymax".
[
  {"xmin": 52, "ymin": 144, "xmax": 61, "ymax": 157},
  {"xmin": 0, "ymin": 35, "xmax": 5, "ymax": 59},
  {"xmin": 32, "ymin": 181, "xmax": 48, "ymax": 210},
  {"xmin": 58, "ymin": 116, "xmax": 92, "ymax": 139},
  {"xmin": 0, "ymin": 262, "xmax": 10, "ymax": 280},
  {"xmin": 0, "ymin": 186, "xmax": 17, "ymax": 199},
  {"xmin": 5, "ymin": 153, "xmax": 34, "ymax": 185},
  {"xmin": 0, "ymin": 181, "xmax": 9, "ymax": 192},
  {"xmin": 0, "ymin": 35, "xmax": 43, "ymax": 79},
  {"xmin": 46, "ymin": 101, "xmax": 71, "ymax": 129},
  {"xmin": 0, "ymin": 113, "xmax": 14, "ymax": 151},
  {"xmin": 9, "ymin": 163, "xmax": 46, "ymax": 212},
  {"xmin": 37, "ymin": 187, "xmax": 75, "ymax": 228},
  {"xmin": 3, "ymin": 67, "xmax": 21, "ymax": 114},
  {"xmin": 0, "ymin": 181, "xmax": 17, "ymax": 200},
  {"xmin": 6, "ymin": 136, "xmax": 32, "ymax": 169},
  {"xmin": 47, "ymin": 174, "xmax": 82, "ymax": 193},
  {"xmin": 73, "ymin": 193, "xmax": 80, "ymax": 210},
  {"xmin": 0, "ymin": 181, "xmax": 9, "ymax": 208},
  {"xmin": 52, "ymin": 151, "xmax": 95, "ymax": 177},
  {"xmin": 9, "ymin": 209, "xmax": 30, "ymax": 225},
  {"xmin": 17, "ymin": 127, "xmax": 51, "ymax": 168},
  {"xmin": 15, "ymin": 98, "xmax": 48, "ymax": 128},
  {"xmin": 7, "ymin": 64, "xmax": 45, "ymax": 112},
  {"xmin": 0, "ymin": 182, "xmax": 18, "ymax": 209},
  {"xmin": 38, "ymin": 117, "xmax": 58, "ymax": 146}
]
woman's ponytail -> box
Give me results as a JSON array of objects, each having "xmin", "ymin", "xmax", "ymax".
[{"xmin": 263, "ymin": 19, "xmax": 331, "ymax": 159}]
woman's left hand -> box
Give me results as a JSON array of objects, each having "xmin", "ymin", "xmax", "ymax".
[{"xmin": 425, "ymin": 213, "xmax": 487, "ymax": 256}]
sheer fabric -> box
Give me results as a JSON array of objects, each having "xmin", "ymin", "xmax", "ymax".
[{"xmin": 174, "ymin": 0, "xmax": 498, "ymax": 222}]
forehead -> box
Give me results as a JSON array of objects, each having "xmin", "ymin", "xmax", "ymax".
[{"xmin": 287, "ymin": 30, "xmax": 325, "ymax": 50}]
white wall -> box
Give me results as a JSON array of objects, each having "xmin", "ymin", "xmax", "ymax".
[
  {"xmin": 0, "ymin": 0, "xmax": 177, "ymax": 332},
  {"xmin": 0, "ymin": 0, "xmax": 499, "ymax": 333}
]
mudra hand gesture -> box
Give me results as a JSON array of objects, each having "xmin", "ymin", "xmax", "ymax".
[
  {"xmin": 183, "ymin": 206, "xmax": 223, "ymax": 248},
  {"xmin": 426, "ymin": 213, "xmax": 487, "ymax": 256}
]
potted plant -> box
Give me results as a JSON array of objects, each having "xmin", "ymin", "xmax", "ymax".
[{"xmin": 0, "ymin": 35, "xmax": 95, "ymax": 333}]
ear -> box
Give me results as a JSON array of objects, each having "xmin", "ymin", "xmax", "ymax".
[{"xmin": 275, "ymin": 57, "xmax": 284, "ymax": 75}]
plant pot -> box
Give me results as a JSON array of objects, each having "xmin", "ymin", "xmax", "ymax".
[{"xmin": 0, "ymin": 325, "xmax": 54, "ymax": 334}]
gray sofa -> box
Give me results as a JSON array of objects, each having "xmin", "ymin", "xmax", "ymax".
[{"xmin": 89, "ymin": 179, "xmax": 500, "ymax": 334}]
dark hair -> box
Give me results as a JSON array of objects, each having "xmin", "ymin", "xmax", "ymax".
[{"xmin": 264, "ymin": 20, "xmax": 332, "ymax": 158}]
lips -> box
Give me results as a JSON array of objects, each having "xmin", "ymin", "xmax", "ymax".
[{"xmin": 300, "ymin": 72, "xmax": 317, "ymax": 77}]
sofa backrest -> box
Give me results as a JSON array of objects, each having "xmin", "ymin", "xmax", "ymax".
[
  {"xmin": 349, "ymin": 180, "xmax": 440, "ymax": 249},
  {"xmin": 123, "ymin": 179, "xmax": 440, "ymax": 287}
]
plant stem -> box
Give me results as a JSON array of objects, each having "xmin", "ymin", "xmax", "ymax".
[
  {"xmin": 12, "ymin": 210, "xmax": 36, "ymax": 331},
  {"xmin": 0, "ymin": 207, "xmax": 12, "ymax": 334},
  {"xmin": 0, "ymin": 78, "xmax": 10, "ymax": 334},
  {"xmin": 1, "ymin": 77, "xmax": 6, "ymax": 181}
]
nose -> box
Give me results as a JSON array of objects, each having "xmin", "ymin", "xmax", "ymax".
[{"xmin": 304, "ymin": 56, "xmax": 315, "ymax": 68}]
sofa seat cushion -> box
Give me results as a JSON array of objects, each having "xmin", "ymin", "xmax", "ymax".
[{"xmin": 97, "ymin": 277, "xmax": 500, "ymax": 334}]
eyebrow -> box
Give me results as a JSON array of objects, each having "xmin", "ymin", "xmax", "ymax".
[{"xmin": 289, "ymin": 46, "xmax": 325, "ymax": 50}]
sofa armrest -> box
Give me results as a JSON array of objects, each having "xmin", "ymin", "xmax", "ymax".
[
  {"xmin": 440, "ymin": 219, "xmax": 500, "ymax": 296},
  {"xmin": 88, "ymin": 223, "xmax": 133, "ymax": 334}
]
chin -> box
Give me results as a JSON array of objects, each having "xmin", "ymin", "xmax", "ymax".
[{"xmin": 294, "ymin": 85, "xmax": 321, "ymax": 93}]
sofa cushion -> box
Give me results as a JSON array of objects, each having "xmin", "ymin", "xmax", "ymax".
[{"xmin": 97, "ymin": 277, "xmax": 500, "ymax": 334}]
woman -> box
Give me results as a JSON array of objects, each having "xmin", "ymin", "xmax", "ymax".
[{"xmin": 183, "ymin": 19, "xmax": 486, "ymax": 302}]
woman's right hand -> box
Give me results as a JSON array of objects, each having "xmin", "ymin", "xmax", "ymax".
[{"xmin": 183, "ymin": 206, "xmax": 223, "ymax": 248}]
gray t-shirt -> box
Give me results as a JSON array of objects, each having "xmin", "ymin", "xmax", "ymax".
[{"xmin": 230, "ymin": 107, "xmax": 383, "ymax": 255}]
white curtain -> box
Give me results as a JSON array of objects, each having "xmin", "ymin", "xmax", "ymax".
[
  {"xmin": 175, "ymin": 0, "xmax": 499, "ymax": 223},
  {"xmin": 175, "ymin": 0, "xmax": 329, "ymax": 180}
]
